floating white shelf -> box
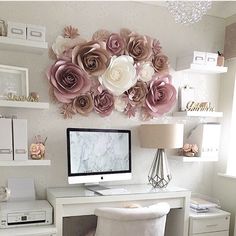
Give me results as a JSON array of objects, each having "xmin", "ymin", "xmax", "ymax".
[
  {"xmin": 0, "ymin": 100, "xmax": 49, "ymax": 109},
  {"xmin": 0, "ymin": 224, "xmax": 56, "ymax": 236},
  {"xmin": 0, "ymin": 36, "xmax": 48, "ymax": 53},
  {"xmin": 173, "ymin": 111, "xmax": 223, "ymax": 118},
  {"xmin": 170, "ymin": 156, "xmax": 218, "ymax": 162},
  {"xmin": 177, "ymin": 63, "xmax": 228, "ymax": 74},
  {"xmin": 0, "ymin": 160, "xmax": 51, "ymax": 167}
]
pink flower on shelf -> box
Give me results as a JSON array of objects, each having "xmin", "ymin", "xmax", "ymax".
[
  {"xmin": 94, "ymin": 90, "xmax": 114, "ymax": 117},
  {"xmin": 145, "ymin": 78, "xmax": 176, "ymax": 116},
  {"xmin": 47, "ymin": 60, "xmax": 91, "ymax": 103},
  {"xmin": 106, "ymin": 33, "xmax": 125, "ymax": 56}
]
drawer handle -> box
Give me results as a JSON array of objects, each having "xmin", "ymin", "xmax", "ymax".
[{"xmin": 206, "ymin": 224, "xmax": 218, "ymax": 227}]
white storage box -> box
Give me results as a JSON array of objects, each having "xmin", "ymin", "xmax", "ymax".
[
  {"xmin": 179, "ymin": 86, "xmax": 195, "ymax": 111},
  {"xmin": 206, "ymin": 52, "xmax": 218, "ymax": 66},
  {"xmin": 27, "ymin": 24, "xmax": 46, "ymax": 42},
  {"xmin": 193, "ymin": 51, "xmax": 206, "ymax": 65},
  {"xmin": 7, "ymin": 22, "xmax": 26, "ymax": 40},
  {"xmin": 187, "ymin": 123, "xmax": 221, "ymax": 158},
  {"xmin": 12, "ymin": 119, "xmax": 28, "ymax": 161},
  {"xmin": 0, "ymin": 118, "xmax": 13, "ymax": 161}
]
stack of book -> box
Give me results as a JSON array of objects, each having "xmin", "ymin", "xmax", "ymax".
[{"xmin": 190, "ymin": 197, "xmax": 219, "ymax": 213}]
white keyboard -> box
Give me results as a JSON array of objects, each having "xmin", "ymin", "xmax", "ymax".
[{"xmin": 96, "ymin": 188, "xmax": 129, "ymax": 196}]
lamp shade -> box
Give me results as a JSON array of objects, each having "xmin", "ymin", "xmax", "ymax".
[{"xmin": 139, "ymin": 124, "xmax": 184, "ymax": 149}]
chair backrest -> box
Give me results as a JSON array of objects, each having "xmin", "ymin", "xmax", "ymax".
[{"xmin": 94, "ymin": 202, "xmax": 170, "ymax": 236}]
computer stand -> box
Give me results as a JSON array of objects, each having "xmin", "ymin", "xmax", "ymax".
[{"xmin": 84, "ymin": 184, "xmax": 110, "ymax": 194}]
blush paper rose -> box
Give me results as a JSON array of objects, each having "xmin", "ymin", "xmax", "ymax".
[
  {"xmin": 47, "ymin": 60, "xmax": 91, "ymax": 103},
  {"xmin": 127, "ymin": 80, "xmax": 148, "ymax": 106},
  {"xmin": 106, "ymin": 33, "xmax": 125, "ymax": 56},
  {"xmin": 152, "ymin": 54, "xmax": 169, "ymax": 75},
  {"xmin": 73, "ymin": 93, "xmax": 94, "ymax": 116},
  {"xmin": 99, "ymin": 55, "xmax": 137, "ymax": 96},
  {"xmin": 94, "ymin": 90, "xmax": 114, "ymax": 116},
  {"xmin": 145, "ymin": 79, "xmax": 176, "ymax": 116},
  {"xmin": 72, "ymin": 41, "xmax": 110, "ymax": 77},
  {"xmin": 126, "ymin": 33, "xmax": 153, "ymax": 62}
]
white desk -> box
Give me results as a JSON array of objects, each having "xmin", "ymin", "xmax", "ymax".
[{"xmin": 47, "ymin": 184, "xmax": 191, "ymax": 236}]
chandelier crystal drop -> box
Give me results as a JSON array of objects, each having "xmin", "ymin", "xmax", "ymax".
[{"xmin": 166, "ymin": 1, "xmax": 212, "ymax": 25}]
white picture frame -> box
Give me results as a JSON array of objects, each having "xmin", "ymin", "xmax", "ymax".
[{"xmin": 0, "ymin": 64, "xmax": 29, "ymax": 100}]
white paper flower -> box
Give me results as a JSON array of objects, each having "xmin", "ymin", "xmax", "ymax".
[
  {"xmin": 52, "ymin": 35, "xmax": 85, "ymax": 57},
  {"xmin": 99, "ymin": 55, "xmax": 137, "ymax": 96},
  {"xmin": 114, "ymin": 96, "xmax": 128, "ymax": 112},
  {"xmin": 138, "ymin": 62, "xmax": 155, "ymax": 82}
]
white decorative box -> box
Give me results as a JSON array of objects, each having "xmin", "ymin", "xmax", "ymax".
[
  {"xmin": 7, "ymin": 22, "xmax": 26, "ymax": 40},
  {"xmin": 187, "ymin": 123, "xmax": 221, "ymax": 158},
  {"xmin": 27, "ymin": 24, "xmax": 46, "ymax": 42},
  {"xmin": 193, "ymin": 51, "xmax": 206, "ymax": 65},
  {"xmin": 179, "ymin": 86, "xmax": 195, "ymax": 111},
  {"xmin": 206, "ymin": 52, "xmax": 218, "ymax": 66}
]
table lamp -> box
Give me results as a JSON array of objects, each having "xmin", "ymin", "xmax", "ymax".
[{"xmin": 139, "ymin": 124, "xmax": 184, "ymax": 188}]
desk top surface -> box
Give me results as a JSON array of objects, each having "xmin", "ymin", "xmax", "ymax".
[{"xmin": 47, "ymin": 184, "xmax": 190, "ymax": 199}]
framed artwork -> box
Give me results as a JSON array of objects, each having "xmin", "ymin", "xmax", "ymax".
[{"xmin": 0, "ymin": 64, "xmax": 29, "ymax": 100}]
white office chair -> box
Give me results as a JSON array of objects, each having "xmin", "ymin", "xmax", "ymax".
[{"xmin": 94, "ymin": 202, "xmax": 170, "ymax": 236}]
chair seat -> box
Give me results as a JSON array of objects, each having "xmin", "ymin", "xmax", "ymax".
[{"xmin": 94, "ymin": 202, "xmax": 170, "ymax": 236}]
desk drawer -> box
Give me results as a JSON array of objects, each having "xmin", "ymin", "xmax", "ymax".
[
  {"xmin": 191, "ymin": 231, "xmax": 229, "ymax": 236},
  {"xmin": 190, "ymin": 216, "xmax": 230, "ymax": 234}
]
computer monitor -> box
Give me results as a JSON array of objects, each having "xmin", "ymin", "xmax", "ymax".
[{"xmin": 67, "ymin": 128, "xmax": 131, "ymax": 185}]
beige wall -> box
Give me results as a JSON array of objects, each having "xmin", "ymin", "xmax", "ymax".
[{"xmin": 0, "ymin": 1, "xmax": 225, "ymax": 201}]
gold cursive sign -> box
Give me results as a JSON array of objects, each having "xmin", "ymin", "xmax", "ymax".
[
  {"xmin": 7, "ymin": 92, "xmax": 39, "ymax": 102},
  {"xmin": 186, "ymin": 101, "xmax": 215, "ymax": 112}
]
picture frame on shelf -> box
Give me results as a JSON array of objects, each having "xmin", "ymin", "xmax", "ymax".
[{"xmin": 0, "ymin": 64, "xmax": 29, "ymax": 100}]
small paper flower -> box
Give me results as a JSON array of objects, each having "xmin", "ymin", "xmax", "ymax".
[
  {"xmin": 52, "ymin": 35, "xmax": 86, "ymax": 57},
  {"xmin": 106, "ymin": 33, "xmax": 125, "ymax": 56},
  {"xmin": 152, "ymin": 54, "xmax": 169, "ymax": 75},
  {"xmin": 94, "ymin": 90, "xmax": 114, "ymax": 116},
  {"xmin": 126, "ymin": 80, "xmax": 148, "ymax": 106},
  {"xmin": 124, "ymin": 103, "xmax": 137, "ymax": 118},
  {"xmin": 72, "ymin": 93, "xmax": 94, "ymax": 116},
  {"xmin": 114, "ymin": 95, "xmax": 129, "ymax": 112},
  {"xmin": 92, "ymin": 29, "xmax": 111, "ymax": 42},
  {"xmin": 47, "ymin": 60, "xmax": 91, "ymax": 103},
  {"xmin": 60, "ymin": 103, "xmax": 76, "ymax": 119},
  {"xmin": 99, "ymin": 55, "xmax": 137, "ymax": 96},
  {"xmin": 72, "ymin": 41, "xmax": 110, "ymax": 77},
  {"xmin": 126, "ymin": 33, "xmax": 153, "ymax": 62},
  {"xmin": 145, "ymin": 78, "xmax": 176, "ymax": 116},
  {"xmin": 137, "ymin": 62, "xmax": 155, "ymax": 82},
  {"xmin": 64, "ymin": 25, "xmax": 80, "ymax": 39},
  {"xmin": 152, "ymin": 39, "xmax": 162, "ymax": 55}
]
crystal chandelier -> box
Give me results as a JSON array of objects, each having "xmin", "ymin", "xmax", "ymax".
[{"xmin": 166, "ymin": 1, "xmax": 212, "ymax": 25}]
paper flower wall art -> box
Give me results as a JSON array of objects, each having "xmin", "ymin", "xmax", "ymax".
[{"xmin": 47, "ymin": 26, "xmax": 177, "ymax": 120}]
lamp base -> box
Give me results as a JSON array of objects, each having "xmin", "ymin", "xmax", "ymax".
[{"xmin": 148, "ymin": 149, "xmax": 172, "ymax": 188}]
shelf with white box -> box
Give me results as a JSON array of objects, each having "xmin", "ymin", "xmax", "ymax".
[
  {"xmin": 189, "ymin": 208, "xmax": 230, "ymax": 236},
  {"xmin": 0, "ymin": 36, "xmax": 48, "ymax": 53},
  {"xmin": 0, "ymin": 100, "xmax": 49, "ymax": 109},
  {"xmin": 0, "ymin": 160, "xmax": 51, "ymax": 167},
  {"xmin": 176, "ymin": 51, "xmax": 228, "ymax": 74},
  {"xmin": 173, "ymin": 111, "xmax": 223, "ymax": 118},
  {"xmin": 0, "ymin": 224, "xmax": 56, "ymax": 236},
  {"xmin": 170, "ymin": 155, "xmax": 218, "ymax": 162}
]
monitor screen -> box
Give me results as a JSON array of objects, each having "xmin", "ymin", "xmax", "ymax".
[{"xmin": 67, "ymin": 128, "xmax": 131, "ymax": 184}]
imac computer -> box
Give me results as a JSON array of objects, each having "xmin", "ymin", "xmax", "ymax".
[{"xmin": 67, "ymin": 128, "xmax": 131, "ymax": 189}]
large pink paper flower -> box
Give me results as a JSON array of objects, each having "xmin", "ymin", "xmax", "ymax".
[
  {"xmin": 106, "ymin": 33, "xmax": 125, "ymax": 56},
  {"xmin": 47, "ymin": 60, "xmax": 91, "ymax": 103},
  {"xmin": 94, "ymin": 90, "xmax": 114, "ymax": 116},
  {"xmin": 145, "ymin": 78, "xmax": 176, "ymax": 116},
  {"xmin": 72, "ymin": 41, "xmax": 110, "ymax": 77}
]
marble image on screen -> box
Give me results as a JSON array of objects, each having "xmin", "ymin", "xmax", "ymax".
[{"xmin": 70, "ymin": 132, "xmax": 129, "ymax": 174}]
